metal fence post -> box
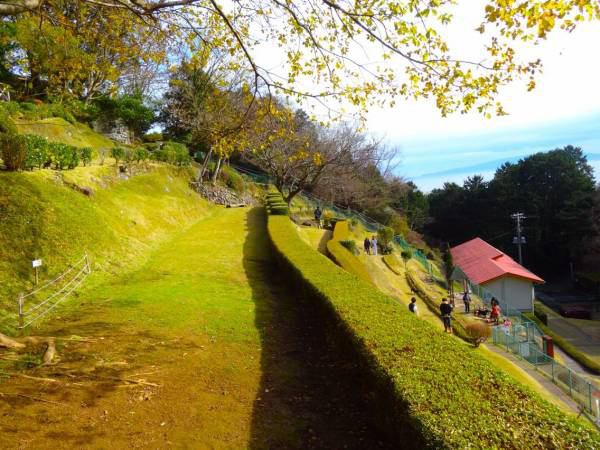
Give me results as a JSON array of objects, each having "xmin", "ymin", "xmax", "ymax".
[
  {"xmin": 17, "ymin": 293, "xmax": 24, "ymax": 329},
  {"xmin": 551, "ymin": 360, "xmax": 555, "ymax": 382},
  {"xmin": 588, "ymin": 382, "xmax": 593, "ymax": 412},
  {"xmin": 568, "ymin": 370, "xmax": 573, "ymax": 397}
]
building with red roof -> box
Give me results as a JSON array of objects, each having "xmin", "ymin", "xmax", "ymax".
[{"xmin": 450, "ymin": 237, "xmax": 544, "ymax": 312}]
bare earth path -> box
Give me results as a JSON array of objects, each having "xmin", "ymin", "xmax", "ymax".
[{"xmin": 0, "ymin": 207, "xmax": 391, "ymax": 449}]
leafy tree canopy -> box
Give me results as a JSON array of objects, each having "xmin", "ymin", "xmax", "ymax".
[{"xmin": 0, "ymin": 0, "xmax": 598, "ymax": 117}]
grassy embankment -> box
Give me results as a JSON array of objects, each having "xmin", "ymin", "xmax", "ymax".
[
  {"xmin": 322, "ymin": 221, "xmax": 577, "ymax": 413},
  {"xmin": 0, "ymin": 178, "xmax": 391, "ymax": 448},
  {"xmin": 0, "ymin": 122, "xmax": 390, "ymax": 447},
  {"xmin": 268, "ymin": 213, "xmax": 599, "ymax": 448},
  {"xmin": 0, "ymin": 165, "xmax": 211, "ymax": 334}
]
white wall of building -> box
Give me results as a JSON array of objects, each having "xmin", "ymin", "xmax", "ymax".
[{"xmin": 482, "ymin": 276, "xmax": 534, "ymax": 311}]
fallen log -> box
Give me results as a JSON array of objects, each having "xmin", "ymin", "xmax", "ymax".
[{"xmin": 0, "ymin": 333, "xmax": 25, "ymax": 350}]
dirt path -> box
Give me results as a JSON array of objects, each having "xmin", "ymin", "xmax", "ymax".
[{"xmin": 0, "ymin": 207, "xmax": 390, "ymax": 449}]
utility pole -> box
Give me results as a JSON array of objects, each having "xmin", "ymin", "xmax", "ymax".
[{"xmin": 511, "ymin": 212, "xmax": 526, "ymax": 265}]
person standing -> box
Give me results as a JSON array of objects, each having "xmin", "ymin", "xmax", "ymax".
[
  {"xmin": 314, "ymin": 206, "xmax": 322, "ymax": 228},
  {"xmin": 409, "ymin": 297, "xmax": 418, "ymax": 316},
  {"xmin": 363, "ymin": 237, "xmax": 371, "ymax": 255},
  {"xmin": 462, "ymin": 291, "xmax": 471, "ymax": 313},
  {"xmin": 371, "ymin": 235, "xmax": 378, "ymax": 255},
  {"xmin": 440, "ymin": 297, "xmax": 453, "ymax": 334},
  {"xmin": 490, "ymin": 302, "xmax": 501, "ymax": 325}
]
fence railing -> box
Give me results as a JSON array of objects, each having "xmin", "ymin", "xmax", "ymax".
[
  {"xmin": 17, "ymin": 254, "xmax": 91, "ymax": 329},
  {"xmin": 492, "ymin": 325, "xmax": 599, "ymax": 421},
  {"xmin": 468, "ymin": 279, "xmax": 599, "ymax": 421}
]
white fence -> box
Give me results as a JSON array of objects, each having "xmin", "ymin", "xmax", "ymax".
[{"xmin": 17, "ymin": 254, "xmax": 91, "ymax": 329}]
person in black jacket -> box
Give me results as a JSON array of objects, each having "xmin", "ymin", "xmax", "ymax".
[
  {"xmin": 363, "ymin": 237, "xmax": 371, "ymax": 255},
  {"xmin": 440, "ymin": 298, "xmax": 453, "ymax": 334}
]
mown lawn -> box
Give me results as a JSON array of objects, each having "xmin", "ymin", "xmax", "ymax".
[{"xmin": 0, "ymin": 207, "xmax": 391, "ymax": 449}]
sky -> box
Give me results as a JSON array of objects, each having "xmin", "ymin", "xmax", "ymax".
[
  {"xmin": 249, "ymin": 2, "xmax": 600, "ymax": 192},
  {"xmin": 363, "ymin": 10, "xmax": 600, "ymax": 192}
]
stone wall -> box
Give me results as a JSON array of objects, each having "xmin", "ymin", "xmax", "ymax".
[{"xmin": 92, "ymin": 117, "xmax": 132, "ymax": 144}]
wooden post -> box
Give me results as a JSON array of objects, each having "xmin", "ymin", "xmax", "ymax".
[
  {"xmin": 18, "ymin": 293, "xmax": 24, "ymax": 329},
  {"xmin": 35, "ymin": 266, "xmax": 39, "ymax": 285},
  {"xmin": 85, "ymin": 253, "xmax": 91, "ymax": 274}
]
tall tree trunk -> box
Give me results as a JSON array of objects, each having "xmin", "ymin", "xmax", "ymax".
[
  {"xmin": 197, "ymin": 148, "xmax": 213, "ymax": 182},
  {"xmin": 211, "ymin": 156, "xmax": 222, "ymax": 184}
]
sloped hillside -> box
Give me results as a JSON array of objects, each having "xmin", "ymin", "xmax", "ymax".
[
  {"xmin": 0, "ymin": 165, "xmax": 211, "ymax": 333},
  {"xmin": 15, "ymin": 117, "xmax": 114, "ymax": 148}
]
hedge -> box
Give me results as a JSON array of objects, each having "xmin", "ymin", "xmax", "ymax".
[
  {"xmin": 382, "ymin": 254, "xmax": 403, "ymax": 275},
  {"xmin": 268, "ymin": 214, "xmax": 599, "ymax": 449},
  {"xmin": 326, "ymin": 221, "xmax": 372, "ymax": 284},
  {"xmin": 265, "ymin": 190, "xmax": 289, "ymax": 216},
  {"xmin": 524, "ymin": 312, "xmax": 600, "ymax": 375}
]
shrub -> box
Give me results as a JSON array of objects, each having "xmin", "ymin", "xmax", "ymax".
[
  {"xmin": 123, "ymin": 147, "xmax": 135, "ymax": 165},
  {"xmin": 133, "ymin": 147, "xmax": 149, "ymax": 163},
  {"xmin": 79, "ymin": 147, "xmax": 93, "ymax": 166},
  {"xmin": 268, "ymin": 215, "xmax": 600, "ymax": 449},
  {"xmin": 0, "ymin": 107, "xmax": 17, "ymax": 134},
  {"xmin": 400, "ymin": 250, "xmax": 412, "ymax": 264},
  {"xmin": 0, "ymin": 133, "xmax": 27, "ymax": 170},
  {"xmin": 465, "ymin": 322, "xmax": 491, "ymax": 347},
  {"xmin": 48, "ymin": 143, "xmax": 79, "ymax": 169},
  {"xmin": 153, "ymin": 141, "xmax": 190, "ymax": 166},
  {"xmin": 143, "ymin": 132, "xmax": 163, "ymax": 143},
  {"xmin": 339, "ymin": 239, "xmax": 358, "ymax": 255},
  {"xmin": 111, "ymin": 146, "xmax": 125, "ymax": 165},
  {"xmin": 220, "ymin": 165, "xmax": 245, "ymax": 192},
  {"xmin": 143, "ymin": 142, "xmax": 161, "ymax": 153},
  {"xmin": 23, "ymin": 134, "xmax": 50, "ymax": 169}
]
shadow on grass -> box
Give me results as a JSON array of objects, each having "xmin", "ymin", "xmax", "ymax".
[{"xmin": 243, "ymin": 207, "xmax": 393, "ymax": 450}]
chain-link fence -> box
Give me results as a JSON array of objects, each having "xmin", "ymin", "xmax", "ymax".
[{"xmin": 469, "ymin": 279, "xmax": 600, "ymax": 421}]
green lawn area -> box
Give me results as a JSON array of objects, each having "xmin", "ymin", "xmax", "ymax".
[{"xmin": 0, "ymin": 206, "xmax": 390, "ymax": 448}]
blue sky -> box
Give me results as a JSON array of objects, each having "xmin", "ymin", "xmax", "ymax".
[{"xmin": 395, "ymin": 112, "xmax": 600, "ymax": 192}]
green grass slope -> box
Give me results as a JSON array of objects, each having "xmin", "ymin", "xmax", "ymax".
[
  {"xmin": 15, "ymin": 117, "xmax": 114, "ymax": 148},
  {"xmin": 0, "ymin": 166, "xmax": 211, "ymax": 333},
  {"xmin": 326, "ymin": 221, "xmax": 373, "ymax": 284},
  {"xmin": 268, "ymin": 215, "xmax": 600, "ymax": 449}
]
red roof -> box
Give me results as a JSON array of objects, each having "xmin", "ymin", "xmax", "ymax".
[{"xmin": 450, "ymin": 238, "xmax": 544, "ymax": 285}]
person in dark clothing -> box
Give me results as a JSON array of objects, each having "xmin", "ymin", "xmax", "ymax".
[
  {"xmin": 462, "ymin": 291, "xmax": 471, "ymax": 313},
  {"xmin": 409, "ymin": 297, "xmax": 418, "ymax": 315},
  {"xmin": 363, "ymin": 237, "xmax": 371, "ymax": 255},
  {"xmin": 314, "ymin": 206, "xmax": 322, "ymax": 228},
  {"xmin": 440, "ymin": 297, "xmax": 453, "ymax": 334}
]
